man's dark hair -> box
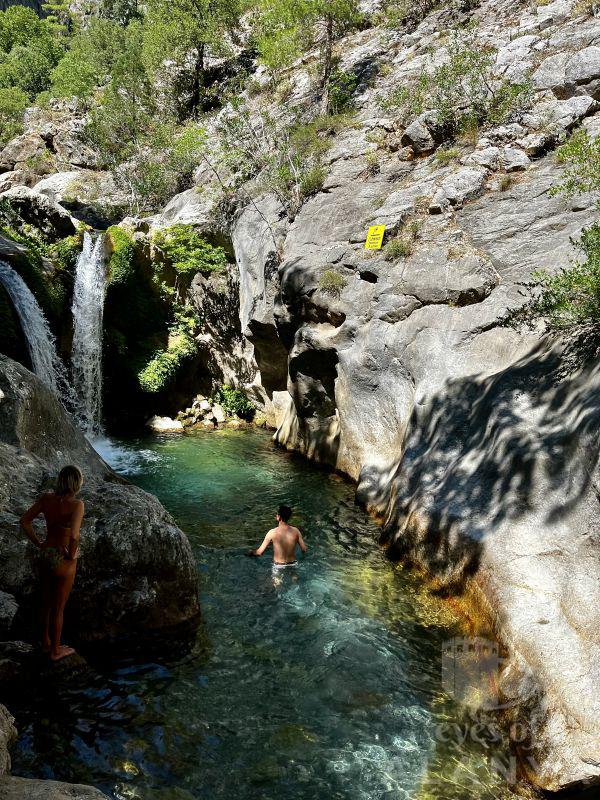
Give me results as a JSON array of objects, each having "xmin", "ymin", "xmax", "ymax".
[{"xmin": 278, "ymin": 504, "xmax": 292, "ymax": 522}]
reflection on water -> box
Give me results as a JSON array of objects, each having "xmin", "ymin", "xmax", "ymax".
[{"xmin": 11, "ymin": 429, "xmax": 522, "ymax": 799}]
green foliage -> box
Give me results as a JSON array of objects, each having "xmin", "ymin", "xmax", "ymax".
[
  {"xmin": 152, "ymin": 224, "xmax": 228, "ymax": 276},
  {"xmin": 143, "ymin": 0, "xmax": 241, "ymax": 116},
  {"xmin": 551, "ymin": 129, "xmax": 600, "ymax": 197},
  {"xmin": 318, "ymin": 269, "xmax": 346, "ymax": 298},
  {"xmin": 254, "ymin": 0, "xmax": 362, "ymax": 86},
  {"xmin": 0, "ymin": 203, "xmax": 70, "ymax": 319},
  {"xmin": 384, "ymin": 236, "xmax": 413, "ymax": 260},
  {"xmin": 137, "ymin": 329, "xmax": 197, "ymax": 393},
  {"xmin": 384, "ymin": 219, "xmax": 421, "ymax": 260},
  {"xmin": 515, "ymin": 129, "xmax": 600, "ymax": 333},
  {"xmin": 42, "ymin": 0, "xmax": 78, "ymax": 35},
  {"xmin": 216, "ymin": 102, "xmax": 332, "ymax": 218},
  {"xmin": 299, "ymin": 164, "xmax": 327, "ymax": 197},
  {"xmin": 50, "ymin": 18, "xmax": 127, "ymax": 101},
  {"xmin": 47, "ymin": 233, "xmax": 82, "ymax": 272},
  {"xmin": 434, "ymin": 146, "xmax": 461, "ymax": 165},
  {"xmin": 383, "ymin": 0, "xmax": 439, "ymax": 30},
  {"xmin": 0, "ymin": 86, "xmax": 28, "ymax": 147},
  {"xmin": 327, "ymin": 67, "xmax": 358, "ymax": 115},
  {"xmin": 0, "ymin": 6, "xmax": 63, "ymax": 99},
  {"xmin": 212, "ymin": 384, "xmax": 255, "ymax": 418},
  {"xmin": 99, "ymin": 0, "xmax": 142, "ymax": 25},
  {"xmin": 523, "ymin": 224, "xmax": 600, "ymax": 330},
  {"xmin": 106, "ymin": 226, "xmax": 136, "ymax": 286},
  {"xmin": 382, "ymin": 28, "xmax": 533, "ymax": 137}
]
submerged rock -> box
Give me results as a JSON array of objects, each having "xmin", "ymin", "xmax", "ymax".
[
  {"xmin": 0, "ymin": 776, "xmax": 109, "ymax": 799},
  {"xmin": 0, "ymin": 356, "xmax": 199, "ymax": 644}
]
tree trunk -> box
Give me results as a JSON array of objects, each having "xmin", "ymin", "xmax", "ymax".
[
  {"xmin": 320, "ymin": 14, "xmax": 334, "ymax": 114},
  {"xmin": 190, "ymin": 44, "xmax": 205, "ymax": 118}
]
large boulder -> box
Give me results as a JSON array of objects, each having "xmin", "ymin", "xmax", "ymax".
[
  {"xmin": 0, "ymin": 355, "xmax": 199, "ymax": 644},
  {"xmin": 0, "ymin": 187, "xmax": 77, "ymax": 241},
  {"xmin": 33, "ymin": 171, "xmax": 128, "ymax": 228}
]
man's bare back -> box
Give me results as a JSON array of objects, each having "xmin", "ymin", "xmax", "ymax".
[{"xmin": 248, "ymin": 505, "xmax": 307, "ymax": 565}]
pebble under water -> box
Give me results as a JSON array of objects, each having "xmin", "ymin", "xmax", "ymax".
[{"xmin": 11, "ymin": 429, "xmax": 522, "ymax": 800}]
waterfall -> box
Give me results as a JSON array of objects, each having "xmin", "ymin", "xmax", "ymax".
[
  {"xmin": 0, "ymin": 259, "xmax": 72, "ymax": 404},
  {"xmin": 71, "ymin": 232, "xmax": 107, "ymax": 436}
]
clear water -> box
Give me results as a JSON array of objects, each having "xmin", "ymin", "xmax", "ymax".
[{"xmin": 11, "ymin": 429, "xmax": 521, "ymax": 800}]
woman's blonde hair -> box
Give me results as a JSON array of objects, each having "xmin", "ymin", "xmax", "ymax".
[{"xmin": 56, "ymin": 465, "xmax": 83, "ymax": 497}]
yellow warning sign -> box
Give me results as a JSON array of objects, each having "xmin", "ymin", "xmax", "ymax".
[{"xmin": 365, "ymin": 225, "xmax": 386, "ymax": 250}]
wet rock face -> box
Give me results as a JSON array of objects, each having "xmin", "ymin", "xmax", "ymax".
[
  {"xmin": 0, "ymin": 704, "xmax": 16, "ymax": 776},
  {"xmin": 0, "ymin": 356, "xmax": 200, "ymax": 644},
  {"xmin": 357, "ymin": 340, "xmax": 600, "ymax": 791}
]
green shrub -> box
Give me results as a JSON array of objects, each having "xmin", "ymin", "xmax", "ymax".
[
  {"xmin": 521, "ymin": 224, "xmax": 600, "ymax": 330},
  {"xmin": 434, "ymin": 147, "xmax": 461, "ymax": 166},
  {"xmin": 137, "ymin": 330, "xmax": 197, "ymax": 393},
  {"xmin": 106, "ymin": 225, "xmax": 136, "ymax": 286},
  {"xmin": 152, "ymin": 224, "xmax": 228, "ymax": 277},
  {"xmin": 0, "ymin": 86, "xmax": 28, "ymax": 147},
  {"xmin": 216, "ymin": 103, "xmax": 334, "ymax": 219},
  {"xmin": 384, "ymin": 236, "xmax": 413, "ymax": 260},
  {"xmin": 384, "ymin": 0, "xmax": 439, "ymax": 30},
  {"xmin": 551, "ymin": 129, "xmax": 600, "ymax": 197},
  {"xmin": 514, "ymin": 130, "xmax": 600, "ymax": 333},
  {"xmin": 318, "ymin": 269, "xmax": 347, "ymax": 298},
  {"xmin": 213, "ymin": 384, "xmax": 255, "ymax": 418},
  {"xmin": 247, "ymin": 77, "xmax": 264, "ymax": 97},
  {"xmin": 382, "ymin": 27, "xmax": 533, "ymax": 137},
  {"xmin": 327, "ymin": 67, "xmax": 358, "ymax": 115},
  {"xmin": 299, "ymin": 164, "xmax": 327, "ymax": 198}
]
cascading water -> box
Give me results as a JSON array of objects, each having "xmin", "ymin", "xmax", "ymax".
[
  {"xmin": 0, "ymin": 260, "xmax": 73, "ymax": 405},
  {"xmin": 71, "ymin": 232, "xmax": 107, "ymax": 436}
]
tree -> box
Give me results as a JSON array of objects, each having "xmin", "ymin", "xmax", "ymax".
[
  {"xmin": 42, "ymin": 0, "xmax": 78, "ymax": 35},
  {"xmin": 254, "ymin": 0, "xmax": 361, "ymax": 108},
  {"xmin": 0, "ymin": 86, "xmax": 29, "ymax": 147},
  {"xmin": 85, "ymin": 22, "xmax": 157, "ymax": 165},
  {"xmin": 98, "ymin": 0, "xmax": 142, "ymax": 25},
  {"xmin": 50, "ymin": 17, "xmax": 128, "ymax": 102},
  {"xmin": 0, "ymin": 6, "xmax": 62, "ymax": 99},
  {"xmin": 143, "ymin": 0, "xmax": 242, "ymax": 118}
]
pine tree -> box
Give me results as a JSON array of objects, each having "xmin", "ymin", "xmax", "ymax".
[
  {"xmin": 143, "ymin": 0, "xmax": 242, "ymax": 117},
  {"xmin": 254, "ymin": 0, "xmax": 361, "ymax": 107}
]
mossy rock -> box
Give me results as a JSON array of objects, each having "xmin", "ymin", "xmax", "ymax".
[{"xmin": 106, "ymin": 225, "xmax": 137, "ymax": 287}]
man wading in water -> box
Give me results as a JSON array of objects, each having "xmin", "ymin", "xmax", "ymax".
[
  {"xmin": 247, "ymin": 505, "xmax": 307, "ymax": 567},
  {"xmin": 20, "ymin": 465, "xmax": 84, "ymax": 661}
]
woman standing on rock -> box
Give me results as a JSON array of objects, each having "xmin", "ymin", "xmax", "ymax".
[{"xmin": 20, "ymin": 466, "xmax": 84, "ymax": 662}]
